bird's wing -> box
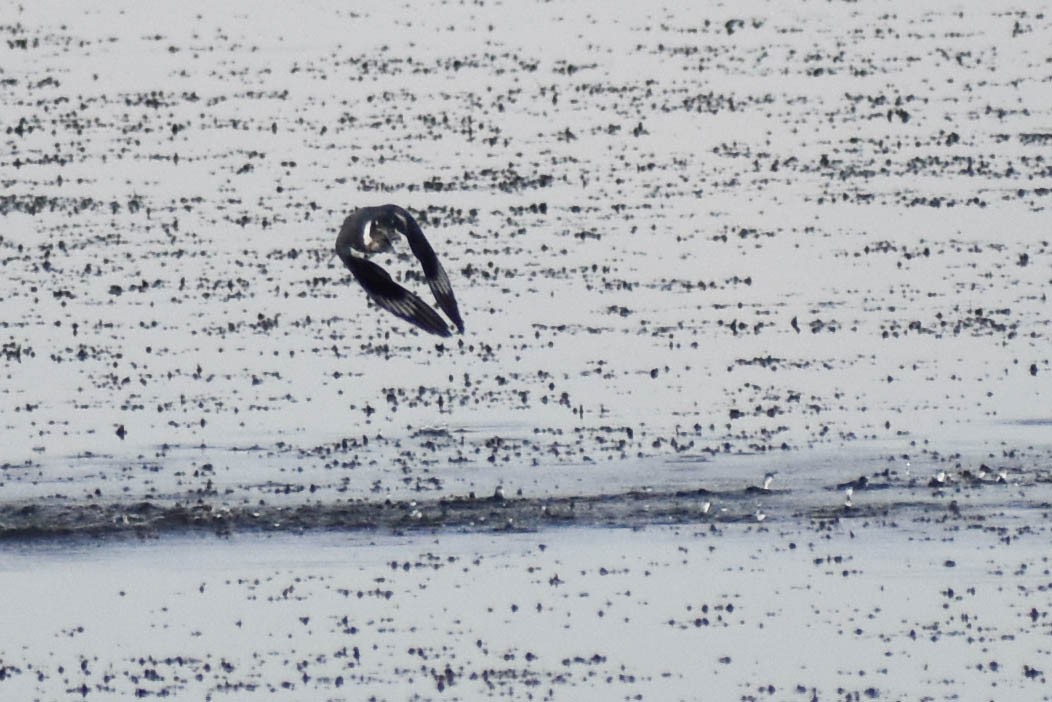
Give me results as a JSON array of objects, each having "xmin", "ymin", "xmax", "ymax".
[
  {"xmin": 387, "ymin": 205, "xmax": 465, "ymax": 334},
  {"xmin": 341, "ymin": 254, "xmax": 451, "ymax": 337}
]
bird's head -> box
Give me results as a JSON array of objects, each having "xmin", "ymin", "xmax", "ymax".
[{"xmin": 365, "ymin": 220, "xmax": 398, "ymax": 253}]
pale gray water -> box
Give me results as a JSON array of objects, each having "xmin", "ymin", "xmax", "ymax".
[
  {"xmin": 3, "ymin": 2, "xmax": 1052, "ymax": 700},
  {"xmin": 2, "ymin": 0, "xmax": 1050, "ymax": 539}
]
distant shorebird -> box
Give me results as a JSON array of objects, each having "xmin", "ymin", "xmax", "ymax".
[
  {"xmin": 335, "ymin": 204, "xmax": 464, "ymax": 337},
  {"xmin": 927, "ymin": 470, "xmax": 949, "ymax": 488},
  {"xmin": 745, "ymin": 472, "xmax": 776, "ymax": 494}
]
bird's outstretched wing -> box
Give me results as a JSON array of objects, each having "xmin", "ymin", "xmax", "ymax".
[
  {"xmin": 386, "ymin": 206, "xmax": 465, "ymax": 334},
  {"xmin": 341, "ymin": 254, "xmax": 451, "ymax": 337}
]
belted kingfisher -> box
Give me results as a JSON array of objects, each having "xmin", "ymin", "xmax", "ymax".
[{"xmin": 335, "ymin": 204, "xmax": 464, "ymax": 337}]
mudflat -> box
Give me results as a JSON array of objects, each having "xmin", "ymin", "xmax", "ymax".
[{"xmin": 1, "ymin": 0, "xmax": 1050, "ymax": 699}]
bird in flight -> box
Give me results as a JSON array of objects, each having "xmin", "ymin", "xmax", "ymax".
[{"xmin": 335, "ymin": 204, "xmax": 464, "ymax": 337}]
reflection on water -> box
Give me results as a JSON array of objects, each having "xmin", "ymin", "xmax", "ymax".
[{"xmin": 1, "ymin": 0, "xmax": 1051, "ymax": 539}]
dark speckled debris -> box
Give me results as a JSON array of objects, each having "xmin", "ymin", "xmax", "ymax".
[{"xmin": 2, "ymin": 2, "xmax": 1052, "ymax": 700}]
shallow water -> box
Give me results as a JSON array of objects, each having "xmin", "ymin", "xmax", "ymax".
[
  {"xmin": 3, "ymin": 0, "xmax": 1050, "ymax": 540},
  {"xmin": 3, "ymin": 2, "xmax": 1052, "ymax": 699},
  {"xmin": 2, "ymin": 524, "xmax": 1051, "ymax": 700}
]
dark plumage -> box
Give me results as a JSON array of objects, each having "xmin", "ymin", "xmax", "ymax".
[{"xmin": 335, "ymin": 204, "xmax": 464, "ymax": 337}]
